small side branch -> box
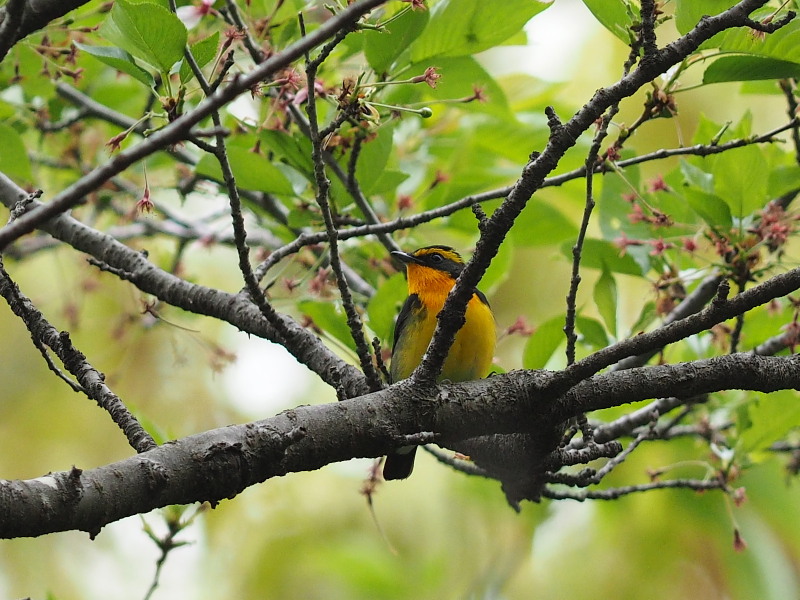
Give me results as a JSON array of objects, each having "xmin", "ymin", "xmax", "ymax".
[
  {"xmin": 0, "ymin": 258, "xmax": 156, "ymax": 453},
  {"xmin": 301, "ymin": 14, "xmax": 383, "ymax": 392},
  {"xmin": 542, "ymin": 478, "xmax": 727, "ymax": 501}
]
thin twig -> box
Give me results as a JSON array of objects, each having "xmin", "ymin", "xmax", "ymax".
[
  {"xmin": 301, "ymin": 13, "xmax": 382, "ymax": 392},
  {"xmin": 0, "ymin": 257, "xmax": 156, "ymax": 452},
  {"xmin": 541, "ymin": 478, "xmax": 727, "ymax": 501}
]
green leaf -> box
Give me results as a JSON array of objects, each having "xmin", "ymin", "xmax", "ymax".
[
  {"xmin": 598, "ymin": 159, "xmax": 643, "ymax": 240},
  {"xmin": 593, "ymin": 268, "xmax": 617, "ymax": 336},
  {"xmin": 366, "ymin": 273, "xmax": 407, "ymax": 344},
  {"xmin": 411, "ymin": 0, "xmax": 550, "ymax": 61},
  {"xmin": 629, "ymin": 300, "xmax": 657, "ymax": 335},
  {"xmin": 180, "ymin": 31, "xmax": 220, "ymax": 84},
  {"xmin": 523, "ymin": 315, "xmax": 565, "ymax": 370},
  {"xmin": 719, "ymin": 16, "xmax": 800, "ymax": 63},
  {"xmin": 415, "ymin": 56, "xmax": 514, "ymax": 120},
  {"xmin": 680, "ymin": 159, "xmax": 714, "ymax": 194},
  {"xmin": 364, "ymin": 6, "xmax": 428, "ymax": 73},
  {"xmin": 73, "ymin": 42, "xmax": 155, "ymax": 87},
  {"xmin": 480, "ymin": 239, "xmax": 512, "ymax": 294},
  {"xmin": 561, "ymin": 238, "xmax": 645, "ymax": 276},
  {"xmin": 355, "ymin": 125, "xmax": 394, "ymax": 195},
  {"xmin": 260, "ymin": 129, "xmax": 315, "ymax": 177},
  {"xmin": 712, "ymin": 145, "xmax": 768, "ymax": 218},
  {"xmin": 298, "ymin": 300, "xmax": 356, "ymax": 353},
  {"xmin": 195, "ymin": 147, "xmax": 294, "ymax": 195},
  {"xmin": 684, "ymin": 189, "xmax": 733, "ymax": 229},
  {"xmin": 0, "ymin": 124, "xmax": 32, "ymax": 183},
  {"xmin": 99, "ymin": 0, "xmax": 187, "ymax": 73},
  {"xmin": 581, "ymin": 0, "xmax": 635, "ymax": 43},
  {"xmin": 740, "ymin": 391, "xmax": 800, "ymax": 453},
  {"xmin": 769, "ymin": 165, "xmax": 800, "ymax": 198},
  {"xmin": 576, "ymin": 316, "xmax": 609, "ymax": 350},
  {"xmin": 703, "ymin": 55, "xmax": 800, "ymax": 84},
  {"xmin": 675, "ymin": 0, "xmax": 735, "ymax": 36},
  {"xmin": 368, "ymin": 169, "xmax": 409, "ymax": 195},
  {"xmin": 512, "ymin": 199, "xmax": 579, "ymax": 247}
]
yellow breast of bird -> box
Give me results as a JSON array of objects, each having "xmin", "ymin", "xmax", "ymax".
[{"xmin": 391, "ymin": 290, "xmax": 495, "ymax": 383}]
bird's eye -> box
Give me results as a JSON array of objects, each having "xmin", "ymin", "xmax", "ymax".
[{"xmin": 429, "ymin": 253, "xmax": 443, "ymax": 263}]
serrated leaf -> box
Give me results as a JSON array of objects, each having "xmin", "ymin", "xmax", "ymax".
[
  {"xmin": 719, "ymin": 16, "xmax": 800, "ymax": 63},
  {"xmin": 576, "ymin": 316, "xmax": 609, "ymax": 349},
  {"xmin": 704, "ymin": 55, "xmax": 800, "ymax": 84},
  {"xmin": 629, "ymin": 300, "xmax": 657, "ymax": 335},
  {"xmin": 411, "ymin": 0, "xmax": 550, "ymax": 61},
  {"xmin": 196, "ymin": 147, "xmax": 294, "ymax": 195},
  {"xmin": 0, "ymin": 123, "xmax": 32, "ymax": 183},
  {"xmin": 366, "ymin": 273, "xmax": 407, "ymax": 344},
  {"xmin": 99, "ymin": 0, "xmax": 187, "ymax": 73},
  {"xmin": 594, "ymin": 268, "xmax": 617, "ymax": 336},
  {"xmin": 680, "ymin": 159, "xmax": 714, "ymax": 194},
  {"xmin": 299, "ymin": 300, "xmax": 356, "ymax": 353},
  {"xmin": 481, "ymin": 239, "xmax": 512, "ymax": 294},
  {"xmin": 74, "ymin": 42, "xmax": 155, "ymax": 87},
  {"xmin": 769, "ymin": 165, "xmax": 800, "ymax": 198},
  {"xmin": 368, "ymin": 169, "xmax": 409, "ymax": 195},
  {"xmin": 364, "ymin": 6, "xmax": 428, "ymax": 73},
  {"xmin": 675, "ymin": 0, "xmax": 735, "ymax": 36},
  {"xmin": 740, "ymin": 391, "xmax": 800, "ymax": 453},
  {"xmin": 712, "ymin": 145, "xmax": 768, "ymax": 218},
  {"xmin": 513, "ymin": 199, "xmax": 579, "ymax": 247},
  {"xmin": 260, "ymin": 129, "xmax": 315, "ymax": 177},
  {"xmin": 523, "ymin": 315, "xmax": 565, "ymax": 370},
  {"xmin": 685, "ymin": 189, "xmax": 733, "ymax": 228},
  {"xmin": 355, "ymin": 124, "xmax": 394, "ymax": 195}
]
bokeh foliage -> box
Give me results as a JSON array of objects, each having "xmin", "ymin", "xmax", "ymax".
[{"xmin": 2, "ymin": 0, "xmax": 800, "ymax": 599}]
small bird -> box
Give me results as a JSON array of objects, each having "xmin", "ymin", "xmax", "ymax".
[{"xmin": 383, "ymin": 245, "xmax": 496, "ymax": 480}]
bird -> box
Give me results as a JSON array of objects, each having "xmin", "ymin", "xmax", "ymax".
[{"xmin": 383, "ymin": 245, "xmax": 496, "ymax": 480}]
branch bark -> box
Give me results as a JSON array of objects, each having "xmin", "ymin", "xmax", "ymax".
[
  {"xmin": 0, "ymin": 172, "xmax": 370, "ymax": 399},
  {"xmin": 3, "ymin": 352, "xmax": 799, "ymax": 538}
]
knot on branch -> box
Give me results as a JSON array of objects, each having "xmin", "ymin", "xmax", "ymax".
[
  {"xmin": 471, "ymin": 203, "xmax": 489, "ymax": 232},
  {"xmin": 713, "ymin": 279, "xmax": 731, "ymax": 304},
  {"xmin": 545, "ymin": 106, "xmax": 563, "ymax": 135}
]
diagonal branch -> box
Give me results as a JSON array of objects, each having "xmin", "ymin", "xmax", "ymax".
[
  {"xmin": 417, "ymin": 0, "xmax": 783, "ymax": 385},
  {"xmin": 0, "ymin": 0, "xmax": 389, "ymax": 252},
  {"xmin": 0, "ymin": 257, "xmax": 156, "ymax": 453},
  {"xmin": 0, "ymin": 173, "xmax": 370, "ymax": 399}
]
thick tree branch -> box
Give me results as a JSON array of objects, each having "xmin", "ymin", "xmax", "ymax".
[{"xmin": 3, "ymin": 352, "xmax": 800, "ymax": 538}]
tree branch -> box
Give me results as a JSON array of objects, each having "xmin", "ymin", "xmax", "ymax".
[
  {"xmin": 417, "ymin": 0, "xmax": 783, "ymax": 387},
  {"xmin": 0, "ymin": 257, "xmax": 156, "ymax": 453},
  {"xmin": 0, "ymin": 0, "xmax": 90, "ymax": 63},
  {"xmin": 0, "ymin": 173, "xmax": 370, "ymax": 399},
  {"xmin": 3, "ymin": 351, "xmax": 800, "ymax": 537},
  {"xmin": 0, "ymin": 0, "xmax": 389, "ymax": 251}
]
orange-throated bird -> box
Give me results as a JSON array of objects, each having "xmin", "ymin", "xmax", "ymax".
[{"xmin": 383, "ymin": 245, "xmax": 496, "ymax": 480}]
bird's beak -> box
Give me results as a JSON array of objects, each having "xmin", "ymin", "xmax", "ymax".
[{"xmin": 391, "ymin": 250, "xmax": 419, "ymax": 265}]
